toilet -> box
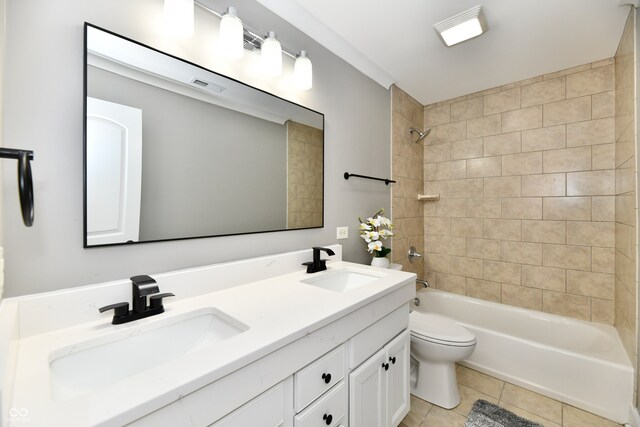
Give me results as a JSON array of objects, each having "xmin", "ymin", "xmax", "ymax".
[{"xmin": 409, "ymin": 311, "xmax": 477, "ymax": 409}]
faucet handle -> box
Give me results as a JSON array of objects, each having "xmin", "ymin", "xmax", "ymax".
[
  {"xmin": 149, "ymin": 293, "xmax": 175, "ymax": 309},
  {"xmin": 98, "ymin": 302, "xmax": 129, "ymax": 317}
]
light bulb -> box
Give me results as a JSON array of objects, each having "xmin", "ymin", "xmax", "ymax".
[
  {"xmin": 219, "ymin": 7, "xmax": 244, "ymax": 59},
  {"xmin": 294, "ymin": 50, "xmax": 312, "ymax": 90},
  {"xmin": 163, "ymin": 0, "xmax": 194, "ymax": 37},
  {"xmin": 261, "ymin": 31, "xmax": 282, "ymax": 77}
]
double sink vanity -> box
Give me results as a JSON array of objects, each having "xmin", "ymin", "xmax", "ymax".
[{"xmin": 0, "ymin": 245, "xmax": 416, "ymax": 426}]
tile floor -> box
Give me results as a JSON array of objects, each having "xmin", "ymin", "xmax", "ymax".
[{"xmin": 400, "ymin": 365, "xmax": 623, "ymax": 427}]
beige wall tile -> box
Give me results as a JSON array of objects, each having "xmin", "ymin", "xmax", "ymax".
[
  {"xmin": 592, "ymin": 57, "xmax": 614, "ymax": 68},
  {"xmin": 451, "ymin": 256, "xmax": 484, "ymax": 279},
  {"xmin": 424, "ymin": 142, "xmax": 450, "ymax": 163},
  {"xmin": 543, "ymin": 96, "xmax": 592, "ymax": 126},
  {"xmin": 484, "ymin": 260, "xmax": 521, "ymax": 285},
  {"xmin": 467, "ymin": 238, "xmax": 502, "ymax": 260},
  {"xmin": 591, "ymin": 298, "xmax": 615, "ymax": 325},
  {"xmin": 483, "ymin": 87, "xmax": 521, "ymax": 115},
  {"xmin": 544, "ymin": 63, "xmax": 591, "ymax": 80},
  {"xmin": 451, "ymin": 218, "xmax": 483, "ymax": 238},
  {"xmin": 592, "ymin": 247, "xmax": 615, "ymax": 273},
  {"xmin": 484, "ymin": 176, "xmax": 521, "ymax": 197},
  {"xmin": 467, "ymin": 198, "xmax": 502, "ymax": 218},
  {"xmin": 543, "ymin": 197, "xmax": 591, "ymax": 221},
  {"xmin": 425, "ymin": 104, "xmax": 450, "ymax": 126},
  {"xmin": 501, "ymin": 105, "xmax": 542, "ymax": 133},
  {"xmin": 592, "ymin": 196, "xmax": 615, "ymax": 221},
  {"xmin": 467, "ymin": 114, "xmax": 502, "ymax": 138},
  {"xmin": 521, "ymin": 173, "xmax": 565, "ymax": 197},
  {"xmin": 502, "ymin": 152, "xmax": 542, "ymax": 176},
  {"xmin": 451, "ymin": 138, "xmax": 483, "ymax": 160},
  {"xmin": 501, "ymin": 198, "xmax": 542, "ymax": 219},
  {"xmin": 521, "ymin": 77, "xmax": 565, "ymax": 107},
  {"xmin": 426, "ymin": 235, "xmax": 466, "ymax": 256},
  {"xmin": 522, "ymin": 125, "xmax": 566, "ymax": 152},
  {"xmin": 450, "ymin": 178, "xmax": 483, "ymax": 198},
  {"xmin": 566, "ymin": 270, "xmax": 614, "ymax": 299},
  {"xmin": 522, "ymin": 265, "xmax": 566, "ymax": 292},
  {"xmin": 451, "ymin": 97, "xmax": 483, "ymax": 122},
  {"xmin": 500, "ymin": 384, "xmax": 563, "ymax": 424},
  {"xmin": 466, "ymin": 156, "xmax": 502, "ymax": 178},
  {"xmin": 592, "ymin": 143, "xmax": 615, "ymax": 170},
  {"xmin": 436, "ymin": 159, "xmax": 467, "ymax": 180},
  {"xmin": 425, "ymin": 253, "xmax": 451, "ymax": 274},
  {"xmin": 543, "ymin": 291, "xmax": 590, "ymax": 320},
  {"xmin": 435, "ymin": 121, "xmax": 467, "ymax": 143},
  {"xmin": 483, "ymin": 132, "xmax": 521, "ymax": 156},
  {"xmin": 566, "ymin": 118, "xmax": 614, "ymax": 147},
  {"xmin": 543, "ymin": 244, "xmax": 591, "ymax": 271},
  {"xmin": 566, "ymin": 221, "xmax": 615, "ymax": 247},
  {"xmin": 484, "ymin": 218, "xmax": 521, "ymax": 241},
  {"xmin": 502, "ymin": 284, "xmax": 543, "ymax": 310},
  {"xmin": 592, "ymin": 91, "xmax": 615, "ymax": 119},
  {"xmin": 542, "ymin": 146, "xmax": 591, "ymax": 173},
  {"xmin": 567, "ymin": 170, "xmax": 615, "ymax": 196},
  {"xmin": 502, "ymin": 241, "xmax": 542, "ymax": 265},
  {"xmin": 424, "ymin": 217, "xmax": 450, "ymax": 236},
  {"xmin": 503, "ymin": 76, "xmax": 543, "ymax": 90},
  {"xmin": 522, "ymin": 220, "xmax": 566, "ymax": 244},
  {"xmin": 566, "ymin": 64, "xmax": 614, "ymax": 98},
  {"xmin": 435, "ymin": 273, "xmax": 467, "ymax": 295},
  {"xmin": 466, "ymin": 278, "xmax": 502, "ymax": 302}
]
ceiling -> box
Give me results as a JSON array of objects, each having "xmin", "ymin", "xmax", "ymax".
[{"xmin": 255, "ymin": 0, "xmax": 632, "ymax": 105}]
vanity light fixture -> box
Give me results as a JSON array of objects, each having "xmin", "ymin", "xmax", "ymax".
[
  {"xmin": 294, "ymin": 50, "xmax": 313, "ymax": 90},
  {"xmin": 261, "ymin": 31, "xmax": 283, "ymax": 76},
  {"xmin": 164, "ymin": 0, "xmax": 194, "ymax": 37},
  {"xmin": 219, "ymin": 6, "xmax": 244, "ymax": 59},
  {"xmin": 434, "ymin": 5, "xmax": 487, "ymax": 47}
]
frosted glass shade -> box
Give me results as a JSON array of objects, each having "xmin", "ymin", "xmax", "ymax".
[
  {"xmin": 294, "ymin": 50, "xmax": 313, "ymax": 90},
  {"xmin": 219, "ymin": 7, "xmax": 244, "ymax": 59},
  {"xmin": 261, "ymin": 31, "xmax": 282, "ymax": 77},
  {"xmin": 163, "ymin": 0, "xmax": 194, "ymax": 37}
]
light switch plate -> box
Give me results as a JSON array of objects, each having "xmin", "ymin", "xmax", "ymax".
[{"xmin": 336, "ymin": 226, "xmax": 349, "ymax": 240}]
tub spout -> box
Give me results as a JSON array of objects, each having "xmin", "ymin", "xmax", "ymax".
[{"xmin": 417, "ymin": 279, "xmax": 430, "ymax": 288}]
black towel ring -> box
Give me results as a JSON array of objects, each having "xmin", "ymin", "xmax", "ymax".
[{"xmin": 0, "ymin": 148, "xmax": 34, "ymax": 227}]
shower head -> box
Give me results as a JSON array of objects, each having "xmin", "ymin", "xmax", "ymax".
[{"xmin": 409, "ymin": 127, "xmax": 431, "ymax": 144}]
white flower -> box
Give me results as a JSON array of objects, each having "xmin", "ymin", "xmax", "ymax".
[
  {"xmin": 358, "ymin": 222, "xmax": 372, "ymax": 231},
  {"xmin": 361, "ymin": 231, "xmax": 379, "ymax": 243},
  {"xmin": 368, "ymin": 241, "xmax": 382, "ymax": 253},
  {"xmin": 379, "ymin": 229, "xmax": 393, "ymax": 239},
  {"xmin": 379, "ymin": 216, "xmax": 392, "ymax": 226},
  {"xmin": 368, "ymin": 216, "xmax": 381, "ymax": 227}
]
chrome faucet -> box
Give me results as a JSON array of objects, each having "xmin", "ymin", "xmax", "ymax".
[
  {"xmin": 303, "ymin": 247, "xmax": 335, "ymax": 273},
  {"xmin": 99, "ymin": 275, "xmax": 174, "ymax": 324}
]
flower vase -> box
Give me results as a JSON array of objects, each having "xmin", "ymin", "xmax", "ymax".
[{"xmin": 371, "ymin": 256, "xmax": 390, "ymax": 268}]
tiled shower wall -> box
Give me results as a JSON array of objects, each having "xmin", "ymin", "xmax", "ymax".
[
  {"xmin": 422, "ymin": 59, "xmax": 617, "ymax": 324},
  {"xmin": 614, "ymin": 10, "xmax": 637, "ymax": 365},
  {"xmin": 391, "ymin": 86, "xmax": 424, "ymax": 277}
]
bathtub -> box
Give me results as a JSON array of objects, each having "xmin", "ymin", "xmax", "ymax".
[{"xmin": 414, "ymin": 288, "xmax": 633, "ymax": 423}]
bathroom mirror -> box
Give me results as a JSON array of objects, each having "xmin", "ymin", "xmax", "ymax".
[{"xmin": 83, "ymin": 24, "xmax": 324, "ymax": 247}]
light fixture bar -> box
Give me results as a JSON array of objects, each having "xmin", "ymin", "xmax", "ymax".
[
  {"xmin": 433, "ymin": 5, "xmax": 487, "ymax": 47},
  {"xmin": 194, "ymin": 0, "xmax": 297, "ymax": 59}
]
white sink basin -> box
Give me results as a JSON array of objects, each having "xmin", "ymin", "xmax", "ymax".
[
  {"xmin": 49, "ymin": 308, "xmax": 248, "ymax": 401},
  {"xmin": 301, "ymin": 268, "xmax": 384, "ymax": 292}
]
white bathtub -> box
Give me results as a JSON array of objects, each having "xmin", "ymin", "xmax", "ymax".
[{"xmin": 414, "ymin": 288, "xmax": 633, "ymax": 423}]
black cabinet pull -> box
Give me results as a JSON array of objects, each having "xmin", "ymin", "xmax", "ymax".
[
  {"xmin": 321, "ymin": 373, "xmax": 332, "ymax": 384},
  {"xmin": 382, "ymin": 362, "xmax": 389, "ymax": 371},
  {"xmin": 323, "ymin": 413, "xmax": 333, "ymax": 425},
  {"xmin": 389, "ymin": 356, "xmax": 396, "ymax": 364}
]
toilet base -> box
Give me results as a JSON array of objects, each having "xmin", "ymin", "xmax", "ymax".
[{"xmin": 410, "ymin": 359, "xmax": 461, "ymax": 409}]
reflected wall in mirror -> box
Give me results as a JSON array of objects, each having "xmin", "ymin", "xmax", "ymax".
[{"xmin": 84, "ymin": 24, "xmax": 324, "ymax": 247}]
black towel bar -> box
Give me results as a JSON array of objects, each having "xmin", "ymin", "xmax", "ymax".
[
  {"xmin": 0, "ymin": 148, "xmax": 34, "ymax": 227},
  {"xmin": 344, "ymin": 172, "xmax": 396, "ymax": 185}
]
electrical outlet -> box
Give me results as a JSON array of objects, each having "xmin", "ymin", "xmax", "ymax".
[{"xmin": 336, "ymin": 226, "xmax": 349, "ymax": 240}]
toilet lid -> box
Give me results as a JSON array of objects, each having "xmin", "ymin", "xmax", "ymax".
[{"xmin": 410, "ymin": 311, "xmax": 475, "ymax": 344}]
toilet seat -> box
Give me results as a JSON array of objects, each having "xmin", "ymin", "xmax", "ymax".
[{"xmin": 410, "ymin": 312, "xmax": 476, "ymax": 346}]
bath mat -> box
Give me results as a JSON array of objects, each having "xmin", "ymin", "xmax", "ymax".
[{"xmin": 464, "ymin": 400, "xmax": 543, "ymax": 427}]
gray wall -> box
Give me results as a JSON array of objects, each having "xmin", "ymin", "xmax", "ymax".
[
  {"xmin": 88, "ymin": 66, "xmax": 287, "ymax": 240},
  {"xmin": 2, "ymin": 0, "xmax": 391, "ymax": 296}
]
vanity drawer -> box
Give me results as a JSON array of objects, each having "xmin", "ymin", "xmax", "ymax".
[
  {"xmin": 295, "ymin": 381, "xmax": 347, "ymax": 427},
  {"xmin": 294, "ymin": 344, "xmax": 346, "ymax": 412}
]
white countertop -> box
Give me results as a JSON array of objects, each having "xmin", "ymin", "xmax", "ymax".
[{"xmin": 5, "ymin": 255, "xmax": 415, "ymax": 426}]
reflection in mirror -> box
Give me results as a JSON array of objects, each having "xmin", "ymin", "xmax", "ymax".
[{"xmin": 84, "ymin": 24, "xmax": 324, "ymax": 247}]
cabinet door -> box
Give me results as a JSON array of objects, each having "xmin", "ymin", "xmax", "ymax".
[
  {"xmin": 349, "ymin": 348, "xmax": 386, "ymax": 427},
  {"xmin": 385, "ymin": 330, "xmax": 410, "ymax": 427}
]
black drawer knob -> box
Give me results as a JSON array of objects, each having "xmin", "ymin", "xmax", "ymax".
[
  {"xmin": 323, "ymin": 413, "xmax": 333, "ymax": 425},
  {"xmin": 382, "ymin": 362, "xmax": 389, "ymax": 371},
  {"xmin": 389, "ymin": 356, "xmax": 396, "ymax": 365},
  {"xmin": 322, "ymin": 373, "xmax": 332, "ymax": 384}
]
